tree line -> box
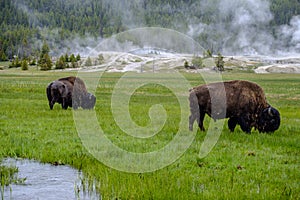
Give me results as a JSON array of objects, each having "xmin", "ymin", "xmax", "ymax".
[{"xmin": 1, "ymin": 0, "xmax": 300, "ymax": 62}]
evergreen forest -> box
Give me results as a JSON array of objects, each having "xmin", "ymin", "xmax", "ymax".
[{"xmin": 1, "ymin": 0, "xmax": 300, "ymax": 60}]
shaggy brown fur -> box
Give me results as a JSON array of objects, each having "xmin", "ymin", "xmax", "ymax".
[
  {"xmin": 47, "ymin": 76, "xmax": 96, "ymax": 110},
  {"xmin": 189, "ymin": 80, "xmax": 280, "ymax": 133},
  {"xmin": 58, "ymin": 76, "xmax": 88, "ymax": 109}
]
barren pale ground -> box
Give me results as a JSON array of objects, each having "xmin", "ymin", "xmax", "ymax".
[{"xmin": 67, "ymin": 51, "xmax": 300, "ymax": 74}]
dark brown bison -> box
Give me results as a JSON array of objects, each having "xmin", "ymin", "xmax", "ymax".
[
  {"xmin": 189, "ymin": 80, "xmax": 280, "ymax": 133},
  {"xmin": 46, "ymin": 80, "xmax": 72, "ymax": 109},
  {"xmin": 46, "ymin": 76, "xmax": 96, "ymax": 110}
]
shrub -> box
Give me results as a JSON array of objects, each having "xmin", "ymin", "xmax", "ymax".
[
  {"xmin": 184, "ymin": 60, "xmax": 189, "ymax": 68},
  {"xmin": 9, "ymin": 57, "xmax": 21, "ymax": 68},
  {"xmin": 29, "ymin": 58, "xmax": 36, "ymax": 66},
  {"xmin": 191, "ymin": 56, "xmax": 204, "ymax": 68}
]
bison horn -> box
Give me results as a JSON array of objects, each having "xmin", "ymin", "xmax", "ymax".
[{"xmin": 268, "ymin": 107, "xmax": 273, "ymax": 117}]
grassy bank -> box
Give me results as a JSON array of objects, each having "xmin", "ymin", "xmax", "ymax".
[{"xmin": 0, "ymin": 69, "xmax": 299, "ymax": 199}]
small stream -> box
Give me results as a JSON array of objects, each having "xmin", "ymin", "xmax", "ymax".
[{"xmin": 1, "ymin": 158, "xmax": 100, "ymax": 200}]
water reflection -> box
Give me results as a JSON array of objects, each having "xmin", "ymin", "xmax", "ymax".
[{"xmin": 1, "ymin": 158, "xmax": 100, "ymax": 200}]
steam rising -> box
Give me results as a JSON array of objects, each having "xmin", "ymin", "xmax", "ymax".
[
  {"xmin": 277, "ymin": 16, "xmax": 300, "ymax": 54},
  {"xmin": 13, "ymin": 0, "xmax": 300, "ymax": 56},
  {"xmin": 186, "ymin": 0, "xmax": 274, "ymax": 55}
]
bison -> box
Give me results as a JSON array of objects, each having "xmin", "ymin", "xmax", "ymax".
[
  {"xmin": 46, "ymin": 76, "xmax": 96, "ymax": 110},
  {"xmin": 189, "ymin": 80, "xmax": 280, "ymax": 133},
  {"xmin": 46, "ymin": 80, "xmax": 72, "ymax": 110}
]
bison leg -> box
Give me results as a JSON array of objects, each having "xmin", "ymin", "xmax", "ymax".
[
  {"xmin": 189, "ymin": 112, "xmax": 200, "ymax": 131},
  {"xmin": 189, "ymin": 92, "xmax": 200, "ymax": 131},
  {"xmin": 49, "ymin": 98, "xmax": 56, "ymax": 110},
  {"xmin": 189, "ymin": 115, "xmax": 196, "ymax": 131},
  {"xmin": 61, "ymin": 103, "xmax": 68, "ymax": 109},
  {"xmin": 198, "ymin": 110, "xmax": 206, "ymax": 131},
  {"xmin": 49, "ymin": 101, "xmax": 54, "ymax": 110},
  {"xmin": 228, "ymin": 117, "xmax": 238, "ymax": 132},
  {"xmin": 47, "ymin": 86, "xmax": 55, "ymax": 110},
  {"xmin": 61, "ymin": 98, "xmax": 68, "ymax": 110},
  {"xmin": 189, "ymin": 110, "xmax": 205, "ymax": 131},
  {"xmin": 189, "ymin": 111, "xmax": 206, "ymax": 131},
  {"xmin": 238, "ymin": 116, "xmax": 251, "ymax": 133}
]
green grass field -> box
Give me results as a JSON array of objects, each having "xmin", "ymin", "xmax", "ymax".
[{"xmin": 0, "ymin": 68, "xmax": 299, "ymax": 199}]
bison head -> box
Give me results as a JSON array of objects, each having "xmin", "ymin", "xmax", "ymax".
[
  {"xmin": 81, "ymin": 93, "xmax": 96, "ymax": 109},
  {"xmin": 51, "ymin": 81, "xmax": 68, "ymax": 99},
  {"xmin": 257, "ymin": 106, "xmax": 280, "ymax": 133}
]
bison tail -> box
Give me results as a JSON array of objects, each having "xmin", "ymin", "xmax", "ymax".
[{"xmin": 189, "ymin": 91, "xmax": 200, "ymax": 131}]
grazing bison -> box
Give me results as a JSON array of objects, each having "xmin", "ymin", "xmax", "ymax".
[
  {"xmin": 46, "ymin": 80, "xmax": 72, "ymax": 109},
  {"xmin": 189, "ymin": 80, "xmax": 280, "ymax": 133},
  {"xmin": 46, "ymin": 76, "xmax": 96, "ymax": 110}
]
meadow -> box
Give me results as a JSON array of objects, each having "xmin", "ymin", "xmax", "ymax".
[{"xmin": 0, "ymin": 67, "xmax": 299, "ymax": 199}]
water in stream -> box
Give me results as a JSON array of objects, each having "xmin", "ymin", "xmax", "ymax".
[{"xmin": 1, "ymin": 158, "xmax": 100, "ymax": 200}]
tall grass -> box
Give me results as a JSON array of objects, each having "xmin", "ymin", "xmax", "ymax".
[{"xmin": 0, "ymin": 70, "xmax": 299, "ymax": 199}]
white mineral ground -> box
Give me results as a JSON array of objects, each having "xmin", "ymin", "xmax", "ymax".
[{"xmin": 63, "ymin": 51, "xmax": 300, "ymax": 74}]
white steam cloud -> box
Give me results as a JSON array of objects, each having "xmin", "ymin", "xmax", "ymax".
[
  {"xmin": 13, "ymin": 0, "xmax": 300, "ymax": 56},
  {"xmin": 187, "ymin": 0, "xmax": 275, "ymax": 55},
  {"xmin": 277, "ymin": 16, "xmax": 300, "ymax": 55},
  {"xmin": 102, "ymin": 0, "xmax": 300, "ymax": 56}
]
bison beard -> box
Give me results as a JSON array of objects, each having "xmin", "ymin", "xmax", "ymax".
[
  {"xmin": 46, "ymin": 76, "xmax": 96, "ymax": 110},
  {"xmin": 189, "ymin": 80, "xmax": 280, "ymax": 133}
]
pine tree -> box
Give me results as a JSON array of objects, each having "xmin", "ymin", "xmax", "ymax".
[
  {"xmin": 76, "ymin": 54, "xmax": 81, "ymax": 61},
  {"xmin": 21, "ymin": 59, "xmax": 28, "ymax": 70},
  {"xmin": 41, "ymin": 41, "xmax": 50, "ymax": 55},
  {"xmin": 38, "ymin": 41, "xmax": 52, "ymax": 70},
  {"xmin": 0, "ymin": 50, "xmax": 8, "ymax": 61},
  {"xmin": 64, "ymin": 53, "xmax": 69, "ymax": 62},
  {"xmin": 55, "ymin": 56, "xmax": 66, "ymax": 69},
  {"xmin": 215, "ymin": 53, "xmax": 225, "ymax": 72},
  {"xmin": 184, "ymin": 60, "xmax": 189, "ymax": 69},
  {"xmin": 85, "ymin": 57, "xmax": 93, "ymax": 66},
  {"xmin": 97, "ymin": 54, "xmax": 104, "ymax": 64},
  {"xmin": 191, "ymin": 56, "xmax": 204, "ymax": 69},
  {"xmin": 9, "ymin": 57, "xmax": 21, "ymax": 68},
  {"xmin": 69, "ymin": 54, "xmax": 76, "ymax": 62}
]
